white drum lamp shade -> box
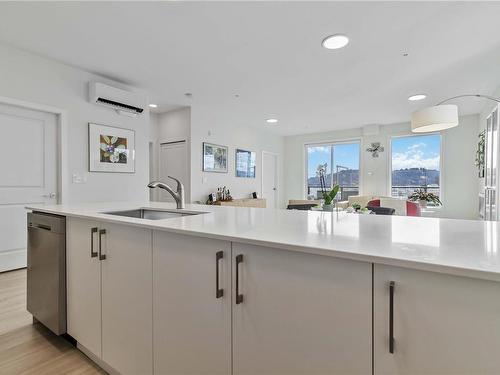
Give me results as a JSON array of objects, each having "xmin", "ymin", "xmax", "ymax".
[{"xmin": 411, "ymin": 104, "xmax": 459, "ymax": 133}]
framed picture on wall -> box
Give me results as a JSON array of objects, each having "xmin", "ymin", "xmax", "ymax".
[
  {"xmin": 88, "ymin": 123, "xmax": 135, "ymax": 173},
  {"xmin": 235, "ymin": 148, "xmax": 256, "ymax": 178},
  {"xmin": 203, "ymin": 142, "xmax": 228, "ymax": 173}
]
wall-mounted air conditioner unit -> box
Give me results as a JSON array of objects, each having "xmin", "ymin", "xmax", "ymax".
[{"xmin": 89, "ymin": 82, "xmax": 146, "ymax": 117}]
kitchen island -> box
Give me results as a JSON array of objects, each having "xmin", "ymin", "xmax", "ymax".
[{"xmin": 27, "ymin": 201, "xmax": 500, "ymax": 375}]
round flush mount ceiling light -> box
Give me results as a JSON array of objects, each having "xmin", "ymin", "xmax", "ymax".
[
  {"xmin": 266, "ymin": 118, "xmax": 278, "ymax": 124},
  {"xmin": 148, "ymin": 103, "xmax": 158, "ymax": 108},
  {"xmin": 408, "ymin": 94, "xmax": 427, "ymax": 101},
  {"xmin": 322, "ymin": 34, "xmax": 349, "ymax": 50}
]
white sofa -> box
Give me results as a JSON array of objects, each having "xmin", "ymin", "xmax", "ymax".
[{"xmin": 338, "ymin": 195, "xmax": 410, "ymax": 216}]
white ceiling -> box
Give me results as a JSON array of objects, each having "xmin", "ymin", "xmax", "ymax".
[{"xmin": 0, "ymin": 1, "xmax": 500, "ymax": 135}]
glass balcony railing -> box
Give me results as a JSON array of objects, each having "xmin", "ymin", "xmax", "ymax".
[
  {"xmin": 391, "ymin": 185, "xmax": 440, "ymax": 199},
  {"xmin": 307, "ymin": 186, "xmax": 359, "ymax": 201}
]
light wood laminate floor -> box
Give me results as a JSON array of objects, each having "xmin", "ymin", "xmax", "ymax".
[{"xmin": 0, "ymin": 269, "xmax": 105, "ymax": 374}]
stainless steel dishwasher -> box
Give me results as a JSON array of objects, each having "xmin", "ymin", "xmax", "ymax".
[{"xmin": 27, "ymin": 211, "xmax": 66, "ymax": 335}]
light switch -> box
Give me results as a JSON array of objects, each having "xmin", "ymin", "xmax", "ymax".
[{"xmin": 72, "ymin": 173, "xmax": 87, "ymax": 184}]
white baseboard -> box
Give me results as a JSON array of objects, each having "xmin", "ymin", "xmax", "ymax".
[{"xmin": 0, "ymin": 248, "xmax": 26, "ymax": 272}]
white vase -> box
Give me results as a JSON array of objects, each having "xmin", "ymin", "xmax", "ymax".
[
  {"xmin": 419, "ymin": 200, "xmax": 427, "ymax": 208},
  {"xmin": 322, "ymin": 204, "xmax": 334, "ymax": 211}
]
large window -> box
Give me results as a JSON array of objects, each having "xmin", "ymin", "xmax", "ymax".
[
  {"xmin": 306, "ymin": 142, "xmax": 360, "ymax": 200},
  {"xmin": 391, "ymin": 134, "xmax": 441, "ymax": 201}
]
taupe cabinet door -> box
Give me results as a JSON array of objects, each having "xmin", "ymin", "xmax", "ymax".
[
  {"xmin": 101, "ymin": 222, "xmax": 153, "ymax": 375},
  {"xmin": 67, "ymin": 218, "xmax": 153, "ymax": 375},
  {"xmin": 66, "ymin": 217, "xmax": 101, "ymax": 357},
  {"xmin": 374, "ymin": 264, "xmax": 500, "ymax": 375},
  {"xmin": 153, "ymin": 231, "xmax": 232, "ymax": 375},
  {"xmin": 232, "ymin": 243, "xmax": 372, "ymax": 375}
]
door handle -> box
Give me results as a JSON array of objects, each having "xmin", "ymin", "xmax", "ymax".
[
  {"xmin": 98, "ymin": 229, "xmax": 106, "ymax": 260},
  {"xmin": 389, "ymin": 281, "xmax": 395, "ymax": 354},
  {"xmin": 216, "ymin": 251, "xmax": 224, "ymax": 298},
  {"xmin": 90, "ymin": 227, "xmax": 98, "ymax": 258},
  {"xmin": 235, "ymin": 254, "xmax": 244, "ymax": 304}
]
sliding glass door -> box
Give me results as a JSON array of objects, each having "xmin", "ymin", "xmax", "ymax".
[{"xmin": 305, "ymin": 141, "xmax": 360, "ymax": 200}]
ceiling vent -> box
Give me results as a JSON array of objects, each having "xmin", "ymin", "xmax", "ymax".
[{"xmin": 89, "ymin": 82, "xmax": 145, "ymax": 117}]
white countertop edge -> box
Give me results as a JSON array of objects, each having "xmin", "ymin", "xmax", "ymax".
[{"xmin": 27, "ymin": 204, "xmax": 500, "ymax": 283}]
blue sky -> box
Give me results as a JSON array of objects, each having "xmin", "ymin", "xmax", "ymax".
[
  {"xmin": 307, "ymin": 143, "xmax": 359, "ymax": 178},
  {"xmin": 391, "ymin": 134, "xmax": 440, "ymax": 171}
]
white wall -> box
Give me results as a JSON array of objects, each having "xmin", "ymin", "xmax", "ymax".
[
  {"xmin": 0, "ymin": 42, "xmax": 151, "ymax": 203},
  {"xmin": 190, "ymin": 101, "xmax": 285, "ymax": 206},
  {"xmin": 158, "ymin": 107, "xmax": 190, "ymax": 143},
  {"xmin": 284, "ymin": 115, "xmax": 479, "ymax": 219}
]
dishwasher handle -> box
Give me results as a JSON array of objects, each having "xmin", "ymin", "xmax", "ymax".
[{"xmin": 29, "ymin": 223, "xmax": 52, "ymax": 231}]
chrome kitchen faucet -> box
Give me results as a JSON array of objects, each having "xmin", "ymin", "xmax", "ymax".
[{"xmin": 148, "ymin": 176, "xmax": 185, "ymax": 209}]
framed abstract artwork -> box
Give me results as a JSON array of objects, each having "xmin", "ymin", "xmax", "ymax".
[
  {"xmin": 235, "ymin": 148, "xmax": 256, "ymax": 178},
  {"xmin": 88, "ymin": 123, "xmax": 135, "ymax": 173},
  {"xmin": 203, "ymin": 142, "xmax": 228, "ymax": 173}
]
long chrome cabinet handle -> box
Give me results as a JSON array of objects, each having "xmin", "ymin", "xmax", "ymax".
[
  {"xmin": 98, "ymin": 229, "xmax": 106, "ymax": 260},
  {"xmin": 90, "ymin": 227, "xmax": 98, "ymax": 258},
  {"xmin": 216, "ymin": 251, "xmax": 224, "ymax": 298},
  {"xmin": 389, "ymin": 281, "xmax": 395, "ymax": 354},
  {"xmin": 235, "ymin": 254, "xmax": 244, "ymax": 304}
]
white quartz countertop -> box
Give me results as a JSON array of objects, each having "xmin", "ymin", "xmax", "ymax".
[{"xmin": 27, "ymin": 201, "xmax": 500, "ymax": 282}]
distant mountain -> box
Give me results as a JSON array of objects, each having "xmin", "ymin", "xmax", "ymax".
[
  {"xmin": 391, "ymin": 168, "xmax": 439, "ymax": 186},
  {"xmin": 308, "ymin": 169, "xmax": 359, "ymax": 187},
  {"xmin": 307, "ymin": 168, "xmax": 439, "ymax": 187}
]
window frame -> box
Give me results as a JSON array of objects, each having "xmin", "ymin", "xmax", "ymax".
[
  {"xmin": 388, "ymin": 132, "xmax": 444, "ymax": 205},
  {"xmin": 303, "ymin": 138, "xmax": 362, "ymax": 199}
]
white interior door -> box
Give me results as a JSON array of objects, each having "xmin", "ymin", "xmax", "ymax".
[
  {"xmin": 262, "ymin": 152, "xmax": 278, "ymax": 208},
  {"xmin": 0, "ymin": 103, "xmax": 57, "ymax": 272},
  {"xmin": 159, "ymin": 141, "xmax": 189, "ymax": 202}
]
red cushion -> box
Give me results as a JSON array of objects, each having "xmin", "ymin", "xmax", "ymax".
[
  {"xmin": 406, "ymin": 201, "xmax": 421, "ymax": 217},
  {"xmin": 367, "ymin": 199, "xmax": 380, "ymax": 207}
]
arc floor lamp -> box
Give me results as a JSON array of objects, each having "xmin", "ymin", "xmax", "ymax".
[{"xmin": 411, "ymin": 94, "xmax": 500, "ymax": 133}]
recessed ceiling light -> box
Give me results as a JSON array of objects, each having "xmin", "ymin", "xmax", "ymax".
[
  {"xmin": 408, "ymin": 94, "xmax": 427, "ymax": 101},
  {"xmin": 322, "ymin": 34, "xmax": 349, "ymax": 50},
  {"xmin": 148, "ymin": 103, "xmax": 158, "ymax": 108},
  {"xmin": 266, "ymin": 118, "xmax": 278, "ymax": 124}
]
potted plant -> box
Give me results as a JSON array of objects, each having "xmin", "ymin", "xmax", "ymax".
[
  {"xmin": 408, "ymin": 189, "xmax": 442, "ymax": 208},
  {"xmin": 351, "ymin": 203, "xmax": 362, "ymax": 212},
  {"xmin": 322, "ymin": 184, "xmax": 340, "ymax": 211}
]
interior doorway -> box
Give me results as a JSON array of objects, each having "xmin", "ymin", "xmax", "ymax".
[
  {"xmin": 0, "ymin": 102, "xmax": 59, "ymax": 272},
  {"xmin": 158, "ymin": 141, "xmax": 189, "ymax": 202},
  {"xmin": 262, "ymin": 151, "xmax": 279, "ymax": 209}
]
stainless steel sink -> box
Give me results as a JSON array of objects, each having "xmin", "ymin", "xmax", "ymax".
[{"xmin": 102, "ymin": 208, "xmax": 206, "ymax": 220}]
